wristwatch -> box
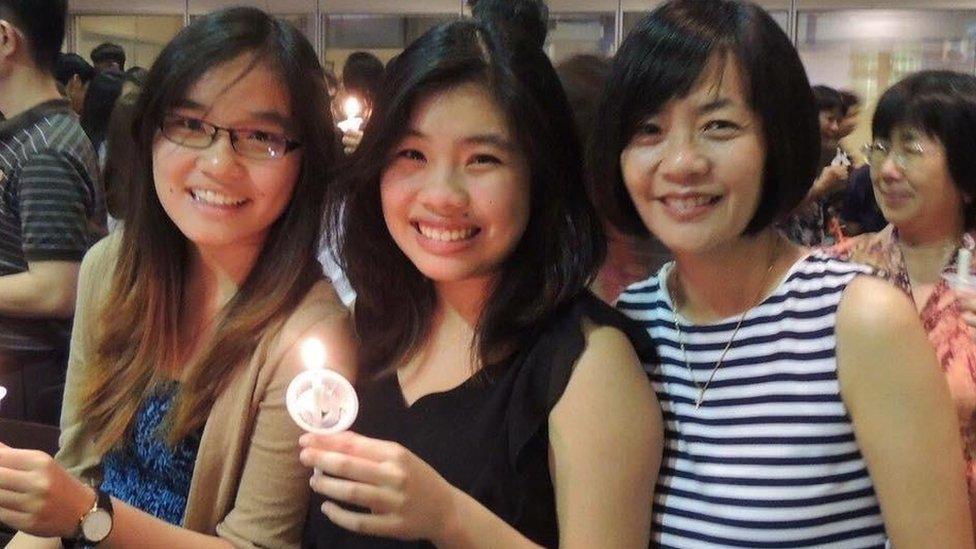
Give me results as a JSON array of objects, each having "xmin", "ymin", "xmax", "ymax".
[{"xmin": 62, "ymin": 486, "xmax": 114, "ymax": 548}]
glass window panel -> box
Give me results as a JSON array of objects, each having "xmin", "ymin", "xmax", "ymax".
[
  {"xmin": 546, "ymin": 1, "xmax": 615, "ymax": 62},
  {"xmin": 75, "ymin": 15, "xmax": 183, "ymax": 69},
  {"xmin": 797, "ymin": 9, "xmax": 976, "ymax": 155},
  {"xmin": 546, "ymin": 11, "xmax": 615, "ymax": 63},
  {"xmin": 322, "ymin": 13, "xmax": 457, "ymax": 75}
]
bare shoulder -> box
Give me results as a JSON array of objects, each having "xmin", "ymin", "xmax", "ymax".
[{"xmin": 836, "ymin": 275, "xmax": 919, "ymax": 340}]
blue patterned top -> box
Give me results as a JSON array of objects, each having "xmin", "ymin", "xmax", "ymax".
[{"xmin": 100, "ymin": 382, "xmax": 202, "ymax": 525}]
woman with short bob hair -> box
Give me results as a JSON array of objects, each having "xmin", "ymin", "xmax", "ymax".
[
  {"xmin": 830, "ymin": 69, "xmax": 976, "ymax": 527},
  {"xmin": 300, "ymin": 4, "xmax": 661, "ymax": 547},
  {"xmin": 3, "ymin": 7, "xmax": 356, "ymax": 548},
  {"xmin": 599, "ymin": 0, "xmax": 973, "ymax": 546}
]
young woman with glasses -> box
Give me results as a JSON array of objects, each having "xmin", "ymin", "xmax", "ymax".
[
  {"xmin": 830, "ymin": 70, "xmax": 976, "ymax": 529},
  {"xmin": 595, "ymin": 1, "xmax": 973, "ymax": 546},
  {"xmin": 2, "ymin": 8, "xmax": 356, "ymax": 548}
]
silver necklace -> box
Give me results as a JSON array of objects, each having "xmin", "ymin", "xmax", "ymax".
[{"xmin": 670, "ymin": 241, "xmax": 780, "ymax": 409}]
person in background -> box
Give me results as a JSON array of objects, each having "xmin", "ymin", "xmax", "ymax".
[
  {"xmin": 101, "ymin": 92, "xmax": 138, "ymax": 229},
  {"xmin": 837, "ymin": 89, "xmax": 862, "ymax": 141},
  {"xmin": 80, "ymin": 70, "xmax": 124, "ymax": 164},
  {"xmin": 595, "ymin": 0, "xmax": 973, "ymax": 546},
  {"xmin": 2, "ymin": 7, "xmax": 356, "ymax": 548},
  {"xmin": 829, "ymin": 70, "xmax": 976, "ymax": 529},
  {"xmin": 54, "ymin": 53, "xmax": 96, "ymax": 114},
  {"xmin": 784, "ymin": 84, "xmax": 852, "ymax": 246},
  {"xmin": 0, "ymin": 0, "xmax": 105, "ymax": 425},
  {"xmin": 555, "ymin": 53, "xmax": 668, "ymax": 303},
  {"xmin": 90, "ymin": 42, "xmax": 125, "ymax": 73},
  {"xmin": 340, "ymin": 51, "xmax": 384, "ymax": 110},
  {"xmin": 837, "ymin": 89, "xmax": 888, "ymax": 236},
  {"xmin": 302, "ymin": 2, "xmax": 661, "ymax": 546},
  {"xmin": 335, "ymin": 52, "xmax": 384, "ymax": 156}
]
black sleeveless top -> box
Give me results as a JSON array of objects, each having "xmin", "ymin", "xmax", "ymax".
[{"xmin": 302, "ymin": 292, "xmax": 655, "ymax": 548}]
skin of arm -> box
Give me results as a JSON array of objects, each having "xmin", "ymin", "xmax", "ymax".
[
  {"xmin": 0, "ymin": 261, "xmax": 80, "ymax": 318},
  {"xmin": 302, "ymin": 321, "xmax": 663, "ymax": 549},
  {"xmin": 836, "ymin": 275, "xmax": 974, "ymax": 547},
  {"xmin": 440, "ymin": 322, "xmax": 663, "ymax": 549},
  {"xmin": 3, "ymin": 302, "xmax": 358, "ymax": 548}
]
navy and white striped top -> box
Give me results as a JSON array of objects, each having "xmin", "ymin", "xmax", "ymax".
[{"xmin": 617, "ymin": 251, "xmax": 888, "ymax": 548}]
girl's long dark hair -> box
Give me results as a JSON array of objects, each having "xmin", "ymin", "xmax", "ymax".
[
  {"xmin": 82, "ymin": 7, "xmax": 337, "ymax": 451},
  {"xmin": 327, "ymin": 12, "xmax": 604, "ymax": 378}
]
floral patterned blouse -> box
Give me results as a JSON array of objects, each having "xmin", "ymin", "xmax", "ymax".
[{"xmin": 829, "ymin": 225, "xmax": 976, "ymax": 523}]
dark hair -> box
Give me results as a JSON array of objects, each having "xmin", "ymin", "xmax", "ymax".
[
  {"xmin": 80, "ymin": 70, "xmax": 124, "ymax": 153},
  {"xmin": 91, "ymin": 42, "xmax": 126, "ymax": 70},
  {"xmin": 341, "ymin": 51, "xmax": 384, "ymax": 107},
  {"xmin": 872, "ymin": 70, "xmax": 976, "ymax": 229},
  {"xmin": 83, "ymin": 6, "xmax": 337, "ymax": 450},
  {"xmin": 123, "ymin": 66, "xmax": 148, "ymax": 88},
  {"xmin": 839, "ymin": 89, "xmax": 860, "ymax": 114},
  {"xmin": 589, "ymin": 0, "xmax": 819, "ymax": 237},
  {"xmin": 329, "ymin": 15, "xmax": 604, "ymax": 378},
  {"xmin": 470, "ymin": 0, "xmax": 549, "ymax": 49},
  {"xmin": 102, "ymin": 92, "xmax": 138, "ymax": 220},
  {"xmin": 555, "ymin": 54, "xmax": 611, "ymax": 152},
  {"xmin": 55, "ymin": 53, "xmax": 96, "ymax": 85},
  {"xmin": 0, "ymin": 0, "xmax": 65, "ymax": 72},
  {"xmin": 812, "ymin": 85, "xmax": 843, "ymax": 115}
]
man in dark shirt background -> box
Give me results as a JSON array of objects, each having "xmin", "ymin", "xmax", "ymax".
[{"xmin": 0, "ymin": 0, "xmax": 105, "ymax": 423}]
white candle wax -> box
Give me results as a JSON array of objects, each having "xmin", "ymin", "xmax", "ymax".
[
  {"xmin": 958, "ymin": 248, "xmax": 972, "ymax": 284},
  {"xmin": 0, "ymin": 385, "xmax": 6, "ymax": 408}
]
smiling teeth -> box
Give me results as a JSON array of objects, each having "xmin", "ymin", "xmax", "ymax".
[
  {"xmin": 666, "ymin": 196, "xmax": 714, "ymax": 210},
  {"xmin": 418, "ymin": 225, "xmax": 478, "ymax": 242},
  {"xmin": 191, "ymin": 189, "xmax": 247, "ymax": 207}
]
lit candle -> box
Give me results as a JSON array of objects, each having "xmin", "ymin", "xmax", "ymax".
[
  {"xmin": 336, "ymin": 96, "xmax": 364, "ymax": 133},
  {"xmin": 286, "ymin": 338, "xmax": 358, "ymax": 435}
]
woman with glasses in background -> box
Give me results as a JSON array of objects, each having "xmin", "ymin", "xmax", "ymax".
[
  {"xmin": 830, "ymin": 70, "xmax": 976, "ymax": 528},
  {"xmin": 3, "ymin": 7, "xmax": 356, "ymax": 549}
]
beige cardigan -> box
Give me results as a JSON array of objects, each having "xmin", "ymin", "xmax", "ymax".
[{"xmin": 56, "ymin": 232, "xmax": 352, "ymax": 548}]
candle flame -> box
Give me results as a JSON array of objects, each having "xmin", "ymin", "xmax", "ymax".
[
  {"xmin": 342, "ymin": 96, "xmax": 362, "ymax": 120},
  {"xmin": 0, "ymin": 385, "xmax": 6, "ymax": 404},
  {"xmin": 300, "ymin": 338, "xmax": 327, "ymax": 371}
]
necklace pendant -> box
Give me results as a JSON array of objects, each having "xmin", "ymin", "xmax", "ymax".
[{"xmin": 695, "ymin": 391, "xmax": 705, "ymax": 409}]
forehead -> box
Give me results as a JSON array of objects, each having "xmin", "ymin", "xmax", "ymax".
[
  {"xmin": 409, "ymin": 82, "xmax": 513, "ymax": 136},
  {"xmin": 182, "ymin": 55, "xmax": 292, "ymax": 120},
  {"xmin": 671, "ymin": 54, "xmax": 750, "ymax": 109}
]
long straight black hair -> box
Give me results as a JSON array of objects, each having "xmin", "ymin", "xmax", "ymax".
[{"xmin": 327, "ymin": 13, "xmax": 604, "ymax": 378}]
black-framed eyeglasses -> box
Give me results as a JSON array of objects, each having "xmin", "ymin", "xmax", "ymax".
[
  {"xmin": 160, "ymin": 114, "xmax": 302, "ymax": 161},
  {"xmin": 862, "ymin": 140, "xmax": 925, "ymax": 171}
]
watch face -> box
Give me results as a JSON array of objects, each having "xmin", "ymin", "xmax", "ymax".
[{"xmin": 82, "ymin": 509, "xmax": 112, "ymax": 542}]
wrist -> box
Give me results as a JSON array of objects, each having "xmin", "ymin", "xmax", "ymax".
[
  {"xmin": 432, "ymin": 487, "xmax": 468, "ymax": 549},
  {"xmin": 62, "ymin": 481, "xmax": 96, "ymax": 538}
]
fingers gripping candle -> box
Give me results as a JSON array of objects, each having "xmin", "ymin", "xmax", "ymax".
[{"xmin": 286, "ymin": 338, "xmax": 358, "ymax": 435}]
